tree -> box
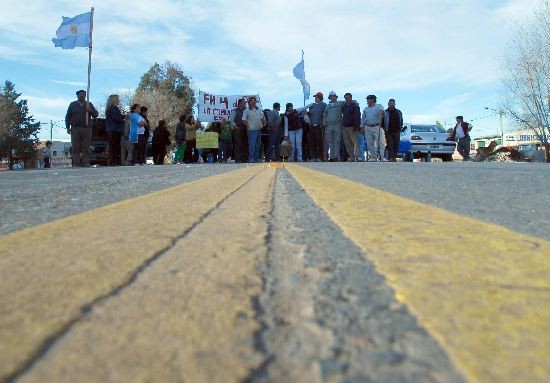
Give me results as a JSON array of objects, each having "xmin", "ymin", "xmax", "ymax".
[
  {"xmin": 0, "ymin": 81, "xmax": 41, "ymax": 169},
  {"xmin": 501, "ymin": 2, "xmax": 550, "ymax": 161},
  {"xmin": 133, "ymin": 61, "xmax": 195, "ymax": 140}
]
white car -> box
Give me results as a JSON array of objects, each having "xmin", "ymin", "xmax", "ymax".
[{"xmin": 399, "ymin": 124, "xmax": 456, "ymax": 161}]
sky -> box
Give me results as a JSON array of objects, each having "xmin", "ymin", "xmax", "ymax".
[{"xmin": 0, "ymin": 0, "xmax": 540, "ymax": 141}]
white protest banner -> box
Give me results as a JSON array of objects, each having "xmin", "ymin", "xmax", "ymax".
[{"xmin": 198, "ymin": 91, "xmax": 262, "ymax": 122}]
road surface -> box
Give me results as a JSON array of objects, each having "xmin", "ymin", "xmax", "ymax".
[{"xmin": 1, "ymin": 162, "xmax": 549, "ymax": 383}]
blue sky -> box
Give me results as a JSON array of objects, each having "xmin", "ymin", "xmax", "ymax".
[{"xmin": 0, "ymin": 0, "xmax": 539, "ymax": 141}]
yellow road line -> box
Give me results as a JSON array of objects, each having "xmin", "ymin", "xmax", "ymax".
[
  {"xmin": 17, "ymin": 167, "xmax": 276, "ymax": 383},
  {"xmin": 286, "ymin": 164, "xmax": 550, "ymax": 383},
  {"xmin": 0, "ymin": 166, "xmax": 265, "ymax": 381}
]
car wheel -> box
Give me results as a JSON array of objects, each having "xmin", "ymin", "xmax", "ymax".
[{"xmin": 442, "ymin": 154, "xmax": 453, "ymax": 162}]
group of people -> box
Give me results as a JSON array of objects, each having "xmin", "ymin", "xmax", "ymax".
[
  {"xmin": 227, "ymin": 92, "xmax": 404, "ymax": 163},
  {"xmin": 107, "ymin": 97, "xmax": 171, "ymax": 166},
  {"xmin": 64, "ymin": 89, "xmax": 473, "ymax": 167},
  {"xmin": 64, "ymin": 90, "xmax": 173, "ymax": 167}
]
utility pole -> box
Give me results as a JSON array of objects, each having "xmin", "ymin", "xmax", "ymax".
[{"xmin": 484, "ymin": 107, "xmax": 505, "ymax": 147}]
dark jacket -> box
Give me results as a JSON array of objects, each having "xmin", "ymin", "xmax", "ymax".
[
  {"xmin": 105, "ymin": 106, "xmax": 125, "ymax": 133},
  {"xmin": 283, "ymin": 111, "xmax": 302, "ymax": 132},
  {"xmin": 384, "ymin": 108, "xmax": 403, "ymax": 133},
  {"xmin": 342, "ymin": 102, "xmax": 361, "ymax": 129},
  {"xmin": 175, "ymin": 122, "xmax": 186, "ymax": 144},
  {"xmin": 152, "ymin": 126, "xmax": 171, "ymax": 146},
  {"xmin": 65, "ymin": 101, "xmax": 98, "ymax": 129}
]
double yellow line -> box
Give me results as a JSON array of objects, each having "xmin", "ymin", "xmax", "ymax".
[
  {"xmin": 286, "ymin": 164, "xmax": 550, "ymax": 383},
  {"xmin": 1, "ymin": 164, "xmax": 549, "ymax": 383}
]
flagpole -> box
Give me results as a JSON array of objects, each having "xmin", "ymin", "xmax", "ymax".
[
  {"xmin": 302, "ymin": 50, "xmax": 305, "ymax": 107},
  {"xmin": 85, "ymin": 7, "xmax": 94, "ymax": 126}
]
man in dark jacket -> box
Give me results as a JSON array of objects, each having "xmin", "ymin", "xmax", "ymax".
[
  {"xmin": 65, "ymin": 89, "xmax": 98, "ymax": 167},
  {"xmin": 230, "ymin": 99, "xmax": 247, "ymax": 163},
  {"xmin": 383, "ymin": 99, "xmax": 403, "ymax": 162},
  {"xmin": 342, "ymin": 92, "xmax": 361, "ymax": 161}
]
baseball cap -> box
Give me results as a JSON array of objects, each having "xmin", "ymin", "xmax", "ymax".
[
  {"xmin": 329, "ymin": 91, "xmax": 337, "ymax": 98},
  {"xmin": 313, "ymin": 91, "xmax": 324, "ymax": 99}
]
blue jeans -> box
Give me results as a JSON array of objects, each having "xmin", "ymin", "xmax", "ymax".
[
  {"xmin": 267, "ymin": 129, "xmax": 282, "ymax": 161},
  {"xmin": 248, "ymin": 130, "xmax": 262, "ymax": 162},
  {"xmin": 288, "ymin": 129, "xmax": 303, "ymax": 161}
]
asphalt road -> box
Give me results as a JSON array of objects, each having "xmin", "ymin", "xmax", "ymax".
[
  {"xmin": 1, "ymin": 162, "xmax": 549, "ymax": 383},
  {"xmin": 1, "ymin": 162, "xmax": 548, "ymax": 240},
  {"xmin": 0, "ymin": 164, "xmax": 250, "ymax": 235},
  {"xmin": 301, "ymin": 161, "xmax": 550, "ymax": 241}
]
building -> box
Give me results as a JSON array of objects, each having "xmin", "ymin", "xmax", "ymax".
[{"xmin": 37, "ymin": 141, "xmax": 72, "ymax": 168}]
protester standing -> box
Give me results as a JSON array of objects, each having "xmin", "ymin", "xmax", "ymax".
[
  {"xmin": 120, "ymin": 116, "xmax": 133, "ymax": 166},
  {"xmin": 43, "ymin": 141, "xmax": 52, "ymax": 168},
  {"xmin": 266, "ymin": 103, "xmax": 282, "ymax": 161},
  {"xmin": 174, "ymin": 114, "xmax": 187, "ymax": 163},
  {"xmin": 184, "ymin": 115, "xmax": 199, "ymax": 163},
  {"xmin": 361, "ymin": 95, "xmax": 386, "ymax": 161},
  {"xmin": 242, "ymin": 97, "xmax": 265, "ymax": 162},
  {"xmin": 384, "ymin": 99, "xmax": 403, "ymax": 162},
  {"xmin": 230, "ymin": 99, "xmax": 247, "ymax": 163},
  {"xmin": 129, "ymin": 103, "xmax": 147, "ymax": 165},
  {"xmin": 283, "ymin": 103, "xmax": 305, "ymax": 162},
  {"xmin": 65, "ymin": 89, "xmax": 98, "ymax": 167},
  {"xmin": 219, "ymin": 118, "xmax": 233, "ymax": 162},
  {"xmin": 137, "ymin": 106, "xmax": 150, "ymax": 164},
  {"xmin": 105, "ymin": 94, "xmax": 125, "ymax": 166},
  {"xmin": 448, "ymin": 115, "xmax": 472, "ymax": 161},
  {"xmin": 342, "ymin": 93, "xmax": 361, "ymax": 162},
  {"xmin": 323, "ymin": 91, "xmax": 345, "ymax": 161},
  {"xmin": 152, "ymin": 120, "xmax": 171, "ymax": 165},
  {"xmin": 308, "ymin": 92, "xmax": 327, "ymax": 162}
]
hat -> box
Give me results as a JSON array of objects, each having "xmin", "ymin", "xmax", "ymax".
[
  {"xmin": 76, "ymin": 89, "xmax": 86, "ymax": 95},
  {"xmin": 313, "ymin": 91, "xmax": 324, "ymax": 99},
  {"xmin": 329, "ymin": 91, "xmax": 337, "ymax": 98}
]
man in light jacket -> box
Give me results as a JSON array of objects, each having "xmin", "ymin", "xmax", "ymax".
[{"xmin": 242, "ymin": 97, "xmax": 266, "ymax": 162}]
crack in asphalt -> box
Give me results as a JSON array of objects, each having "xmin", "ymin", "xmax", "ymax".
[
  {"xmin": 242, "ymin": 169, "xmax": 279, "ymax": 383},
  {"xmin": 4, "ymin": 169, "xmax": 263, "ymax": 383}
]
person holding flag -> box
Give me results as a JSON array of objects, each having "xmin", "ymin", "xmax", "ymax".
[{"xmin": 65, "ymin": 90, "xmax": 98, "ymax": 167}]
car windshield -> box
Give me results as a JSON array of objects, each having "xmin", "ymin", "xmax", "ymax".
[{"xmin": 411, "ymin": 125, "xmax": 447, "ymax": 133}]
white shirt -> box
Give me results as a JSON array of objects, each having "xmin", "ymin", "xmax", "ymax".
[{"xmin": 455, "ymin": 123, "xmax": 465, "ymax": 139}]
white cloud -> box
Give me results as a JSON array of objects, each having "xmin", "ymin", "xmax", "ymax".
[
  {"xmin": 51, "ymin": 80, "xmax": 87, "ymax": 86},
  {"xmin": 26, "ymin": 95, "xmax": 72, "ymax": 110},
  {"xmin": 0, "ymin": 0, "xmax": 540, "ymax": 138}
]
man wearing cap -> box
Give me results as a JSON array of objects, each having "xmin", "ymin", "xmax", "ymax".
[
  {"xmin": 361, "ymin": 95, "xmax": 385, "ymax": 161},
  {"xmin": 323, "ymin": 91, "xmax": 345, "ymax": 161},
  {"xmin": 308, "ymin": 91, "xmax": 327, "ymax": 161},
  {"xmin": 65, "ymin": 90, "xmax": 98, "ymax": 167},
  {"xmin": 448, "ymin": 115, "xmax": 472, "ymax": 160}
]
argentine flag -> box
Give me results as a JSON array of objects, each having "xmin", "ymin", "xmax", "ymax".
[
  {"xmin": 52, "ymin": 11, "xmax": 91, "ymax": 49},
  {"xmin": 293, "ymin": 57, "xmax": 310, "ymax": 100}
]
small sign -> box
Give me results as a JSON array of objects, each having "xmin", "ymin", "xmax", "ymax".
[{"xmin": 196, "ymin": 132, "xmax": 219, "ymax": 149}]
